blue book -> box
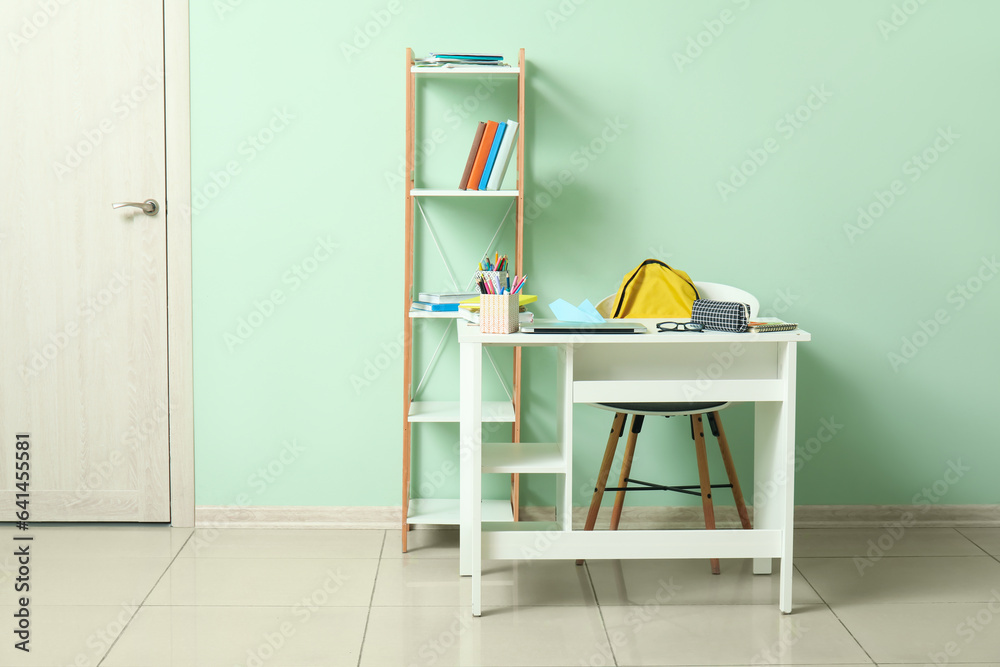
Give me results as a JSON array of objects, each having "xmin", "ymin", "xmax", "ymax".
[
  {"xmin": 478, "ymin": 122, "xmax": 506, "ymax": 190},
  {"xmin": 410, "ymin": 301, "xmax": 459, "ymax": 312}
]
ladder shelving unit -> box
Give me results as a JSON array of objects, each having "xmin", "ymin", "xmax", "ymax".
[{"xmin": 401, "ymin": 48, "xmax": 526, "ymax": 551}]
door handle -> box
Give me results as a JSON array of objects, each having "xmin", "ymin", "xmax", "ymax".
[{"xmin": 112, "ymin": 199, "xmax": 159, "ymax": 216}]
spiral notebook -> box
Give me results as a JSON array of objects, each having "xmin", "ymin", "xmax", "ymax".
[{"xmin": 747, "ymin": 321, "xmax": 798, "ymax": 333}]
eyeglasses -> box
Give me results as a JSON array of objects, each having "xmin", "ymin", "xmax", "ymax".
[{"xmin": 656, "ymin": 321, "xmax": 704, "ymax": 333}]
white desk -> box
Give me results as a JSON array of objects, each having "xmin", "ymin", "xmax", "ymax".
[{"xmin": 457, "ymin": 319, "xmax": 811, "ymax": 616}]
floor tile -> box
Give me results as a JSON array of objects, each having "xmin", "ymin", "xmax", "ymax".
[
  {"xmin": 795, "ymin": 527, "xmax": 984, "ymax": 557},
  {"xmin": 0, "ymin": 604, "xmax": 138, "ymax": 666},
  {"xmin": 27, "ymin": 556, "xmax": 171, "ymax": 606},
  {"xmin": 145, "ymin": 557, "xmax": 377, "ymax": 606},
  {"xmin": 601, "ymin": 603, "xmax": 872, "ymax": 665},
  {"xmin": 384, "ymin": 528, "xmax": 460, "ymax": 558},
  {"xmin": 797, "ymin": 556, "xmax": 1000, "ymax": 604},
  {"xmin": 958, "ymin": 527, "xmax": 1000, "ymax": 556},
  {"xmin": 373, "ymin": 558, "xmax": 595, "ymax": 607},
  {"xmin": 177, "ymin": 528, "xmax": 384, "ymax": 559},
  {"xmin": 360, "ymin": 605, "xmax": 611, "ymax": 666},
  {"xmin": 587, "ymin": 558, "xmax": 822, "ymax": 606},
  {"xmin": 102, "ymin": 605, "xmax": 368, "ymax": 666},
  {"xmin": 0, "ymin": 524, "xmax": 191, "ymax": 559},
  {"xmin": 834, "ymin": 600, "xmax": 1000, "ymax": 664}
]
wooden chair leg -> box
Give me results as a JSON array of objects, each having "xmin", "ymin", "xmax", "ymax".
[
  {"xmin": 610, "ymin": 414, "xmax": 644, "ymax": 531},
  {"xmin": 577, "ymin": 412, "xmax": 627, "ymax": 565},
  {"xmin": 711, "ymin": 411, "xmax": 752, "ymax": 530},
  {"xmin": 692, "ymin": 414, "xmax": 721, "ymax": 575}
]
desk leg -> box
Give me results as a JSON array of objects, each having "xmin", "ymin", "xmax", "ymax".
[
  {"xmin": 753, "ymin": 342, "xmax": 797, "ymax": 613},
  {"xmin": 459, "ymin": 342, "xmax": 483, "ymax": 615},
  {"xmin": 555, "ymin": 344, "xmax": 574, "ymax": 531}
]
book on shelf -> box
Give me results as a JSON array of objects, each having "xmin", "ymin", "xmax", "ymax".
[
  {"xmin": 485, "ymin": 119, "xmax": 518, "ymax": 191},
  {"xmin": 418, "ymin": 291, "xmax": 480, "ymax": 304},
  {"xmin": 458, "ymin": 122, "xmax": 486, "ymax": 190},
  {"xmin": 414, "ymin": 53, "xmax": 508, "ymax": 68},
  {"xmin": 477, "ymin": 122, "xmax": 507, "ymax": 190},
  {"xmin": 466, "ymin": 120, "xmax": 498, "ymax": 190},
  {"xmin": 410, "ymin": 302, "xmax": 460, "ymax": 312}
]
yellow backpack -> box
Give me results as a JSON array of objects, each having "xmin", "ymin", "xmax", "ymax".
[{"xmin": 610, "ymin": 259, "xmax": 700, "ymax": 318}]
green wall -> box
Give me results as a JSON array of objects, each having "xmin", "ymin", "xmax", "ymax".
[{"xmin": 191, "ymin": 0, "xmax": 1000, "ymax": 510}]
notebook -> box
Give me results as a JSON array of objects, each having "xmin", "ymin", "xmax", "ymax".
[
  {"xmin": 521, "ymin": 321, "xmax": 647, "ymax": 334},
  {"xmin": 747, "ymin": 321, "xmax": 798, "ymax": 333}
]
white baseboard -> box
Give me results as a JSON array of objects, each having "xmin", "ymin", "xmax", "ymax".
[
  {"xmin": 195, "ymin": 504, "xmax": 1000, "ymax": 529},
  {"xmin": 195, "ymin": 505, "xmax": 399, "ymax": 529}
]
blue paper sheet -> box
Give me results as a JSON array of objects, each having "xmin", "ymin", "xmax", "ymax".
[{"xmin": 548, "ymin": 298, "xmax": 606, "ymax": 323}]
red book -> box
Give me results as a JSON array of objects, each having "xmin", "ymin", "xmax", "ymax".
[
  {"xmin": 466, "ymin": 121, "xmax": 498, "ymax": 191},
  {"xmin": 459, "ymin": 122, "xmax": 487, "ymax": 190}
]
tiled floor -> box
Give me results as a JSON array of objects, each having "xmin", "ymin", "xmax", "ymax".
[{"xmin": 3, "ymin": 524, "xmax": 1000, "ymax": 666}]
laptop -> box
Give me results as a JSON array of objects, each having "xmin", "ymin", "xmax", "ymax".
[{"xmin": 520, "ymin": 320, "xmax": 647, "ymax": 334}]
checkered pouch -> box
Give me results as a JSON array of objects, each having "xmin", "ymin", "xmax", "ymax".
[{"xmin": 691, "ymin": 299, "xmax": 750, "ymax": 333}]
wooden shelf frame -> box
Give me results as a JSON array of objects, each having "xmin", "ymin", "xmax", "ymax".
[{"xmin": 402, "ymin": 48, "xmax": 526, "ymax": 552}]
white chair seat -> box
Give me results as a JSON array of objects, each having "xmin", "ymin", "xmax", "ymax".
[{"xmin": 590, "ymin": 401, "xmax": 730, "ymax": 417}]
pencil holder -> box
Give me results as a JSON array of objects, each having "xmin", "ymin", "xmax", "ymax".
[{"xmin": 480, "ymin": 294, "xmax": 519, "ymax": 334}]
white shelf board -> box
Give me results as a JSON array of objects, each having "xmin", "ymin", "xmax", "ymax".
[
  {"xmin": 483, "ymin": 442, "xmax": 565, "ymax": 474},
  {"xmin": 410, "ymin": 189, "xmax": 520, "ymax": 197},
  {"xmin": 409, "ymin": 401, "xmax": 515, "ymax": 423},
  {"xmin": 407, "ymin": 498, "xmax": 514, "ymax": 525},
  {"xmin": 411, "ymin": 66, "xmax": 520, "ymax": 77}
]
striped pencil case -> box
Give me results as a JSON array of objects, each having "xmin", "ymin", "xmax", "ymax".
[{"xmin": 691, "ymin": 299, "xmax": 750, "ymax": 333}]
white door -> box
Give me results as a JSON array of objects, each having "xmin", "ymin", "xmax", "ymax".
[{"xmin": 0, "ymin": 1, "xmax": 170, "ymax": 521}]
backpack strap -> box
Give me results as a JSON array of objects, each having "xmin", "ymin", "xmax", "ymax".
[{"xmin": 611, "ymin": 259, "xmax": 700, "ymax": 318}]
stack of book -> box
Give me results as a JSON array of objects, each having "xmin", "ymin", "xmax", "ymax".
[
  {"xmin": 411, "ymin": 291, "xmax": 481, "ymax": 313},
  {"xmin": 459, "ymin": 120, "xmax": 519, "ymax": 191},
  {"xmin": 414, "ymin": 53, "xmax": 509, "ymax": 68}
]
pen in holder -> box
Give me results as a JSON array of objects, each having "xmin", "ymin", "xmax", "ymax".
[
  {"xmin": 475, "ymin": 270, "xmax": 507, "ymax": 292},
  {"xmin": 480, "ymin": 294, "xmax": 519, "ymax": 334}
]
